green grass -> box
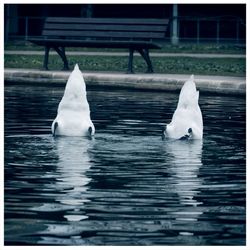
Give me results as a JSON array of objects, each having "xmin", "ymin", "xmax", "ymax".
[
  {"xmin": 4, "ymin": 54, "xmax": 246, "ymax": 77},
  {"xmin": 4, "ymin": 40, "xmax": 246, "ymax": 76}
]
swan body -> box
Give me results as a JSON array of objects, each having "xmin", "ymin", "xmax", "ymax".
[
  {"xmin": 51, "ymin": 64, "xmax": 95, "ymax": 137},
  {"xmin": 164, "ymin": 75, "xmax": 203, "ymax": 140}
]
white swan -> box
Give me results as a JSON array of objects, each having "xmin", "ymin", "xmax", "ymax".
[
  {"xmin": 51, "ymin": 64, "xmax": 95, "ymax": 137},
  {"xmin": 163, "ymin": 75, "xmax": 203, "ymax": 140}
]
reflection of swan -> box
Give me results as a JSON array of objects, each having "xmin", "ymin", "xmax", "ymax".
[
  {"xmin": 163, "ymin": 75, "xmax": 203, "ymax": 140},
  {"xmin": 165, "ymin": 140, "xmax": 203, "ymax": 225},
  {"xmin": 51, "ymin": 64, "xmax": 95, "ymax": 137},
  {"xmin": 32, "ymin": 137, "xmax": 93, "ymax": 223},
  {"xmin": 55, "ymin": 137, "xmax": 92, "ymax": 221},
  {"xmin": 32, "ymin": 136, "xmax": 93, "ymax": 245}
]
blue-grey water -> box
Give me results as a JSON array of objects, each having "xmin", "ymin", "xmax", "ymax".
[{"xmin": 4, "ymin": 85, "xmax": 246, "ymax": 246}]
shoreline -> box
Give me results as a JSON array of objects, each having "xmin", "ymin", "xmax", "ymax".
[{"xmin": 4, "ymin": 68, "xmax": 246, "ymax": 96}]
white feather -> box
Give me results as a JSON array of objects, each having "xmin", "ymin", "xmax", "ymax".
[
  {"xmin": 51, "ymin": 64, "xmax": 95, "ymax": 136},
  {"xmin": 165, "ymin": 75, "xmax": 203, "ymax": 139}
]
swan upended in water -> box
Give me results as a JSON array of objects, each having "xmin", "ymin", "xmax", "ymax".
[
  {"xmin": 51, "ymin": 64, "xmax": 95, "ymax": 137},
  {"xmin": 163, "ymin": 75, "xmax": 203, "ymax": 140}
]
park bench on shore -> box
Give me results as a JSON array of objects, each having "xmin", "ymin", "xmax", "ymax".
[{"xmin": 28, "ymin": 17, "xmax": 169, "ymax": 73}]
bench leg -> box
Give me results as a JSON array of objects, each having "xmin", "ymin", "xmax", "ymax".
[
  {"xmin": 138, "ymin": 48, "xmax": 154, "ymax": 73},
  {"xmin": 127, "ymin": 48, "xmax": 135, "ymax": 74},
  {"xmin": 53, "ymin": 46, "xmax": 69, "ymax": 70},
  {"xmin": 43, "ymin": 46, "xmax": 50, "ymax": 70}
]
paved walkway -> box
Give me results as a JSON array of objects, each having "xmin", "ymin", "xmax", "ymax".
[
  {"xmin": 4, "ymin": 68, "xmax": 245, "ymax": 96},
  {"xmin": 4, "ymin": 50, "xmax": 246, "ymax": 58}
]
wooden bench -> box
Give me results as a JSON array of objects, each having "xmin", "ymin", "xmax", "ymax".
[{"xmin": 28, "ymin": 17, "xmax": 169, "ymax": 73}]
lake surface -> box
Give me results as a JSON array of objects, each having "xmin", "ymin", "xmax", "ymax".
[{"xmin": 4, "ymin": 85, "xmax": 246, "ymax": 246}]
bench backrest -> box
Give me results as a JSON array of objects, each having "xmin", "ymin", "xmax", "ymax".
[{"xmin": 42, "ymin": 17, "xmax": 169, "ymax": 41}]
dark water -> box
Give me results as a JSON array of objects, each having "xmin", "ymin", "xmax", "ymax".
[{"xmin": 4, "ymin": 85, "xmax": 246, "ymax": 246}]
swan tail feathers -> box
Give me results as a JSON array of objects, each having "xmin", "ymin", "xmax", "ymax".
[{"xmin": 74, "ymin": 64, "xmax": 79, "ymax": 71}]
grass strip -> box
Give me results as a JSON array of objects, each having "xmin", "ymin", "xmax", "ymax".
[{"xmin": 4, "ymin": 54, "xmax": 246, "ymax": 77}]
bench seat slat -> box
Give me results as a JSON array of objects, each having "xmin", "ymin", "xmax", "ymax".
[
  {"xmin": 44, "ymin": 23, "xmax": 167, "ymax": 32},
  {"xmin": 42, "ymin": 30, "xmax": 165, "ymax": 39},
  {"xmin": 46, "ymin": 17, "xmax": 169, "ymax": 25},
  {"xmin": 28, "ymin": 38, "xmax": 161, "ymax": 49}
]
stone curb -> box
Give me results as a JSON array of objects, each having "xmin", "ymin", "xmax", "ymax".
[{"xmin": 4, "ymin": 69, "xmax": 246, "ymax": 96}]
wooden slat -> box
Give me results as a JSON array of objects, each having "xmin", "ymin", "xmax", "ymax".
[
  {"xmin": 28, "ymin": 38, "xmax": 162, "ymax": 49},
  {"xmin": 42, "ymin": 30, "xmax": 165, "ymax": 39},
  {"xmin": 46, "ymin": 17, "xmax": 169, "ymax": 25},
  {"xmin": 43, "ymin": 23, "xmax": 167, "ymax": 32}
]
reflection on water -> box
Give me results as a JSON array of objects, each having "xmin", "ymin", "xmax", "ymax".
[
  {"xmin": 165, "ymin": 140, "xmax": 203, "ymax": 237},
  {"xmin": 54, "ymin": 137, "xmax": 92, "ymax": 208},
  {"xmin": 4, "ymin": 85, "xmax": 246, "ymax": 246},
  {"xmin": 166, "ymin": 140, "xmax": 203, "ymax": 207},
  {"xmin": 35, "ymin": 137, "xmax": 93, "ymax": 222}
]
